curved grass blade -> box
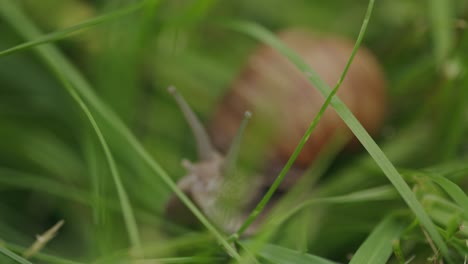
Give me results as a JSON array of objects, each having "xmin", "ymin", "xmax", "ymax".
[
  {"xmin": 229, "ymin": 0, "xmax": 376, "ymax": 238},
  {"xmin": 18, "ymin": 29, "xmax": 143, "ymax": 253},
  {"xmin": 429, "ymin": 174, "xmax": 468, "ymax": 219},
  {"xmin": 237, "ymin": 186, "xmax": 397, "ymax": 264},
  {"xmin": 236, "ymin": 241, "xmax": 262, "ymax": 264},
  {"xmin": 83, "ymin": 133, "xmax": 106, "ymax": 226},
  {"xmin": 258, "ymin": 244, "xmax": 337, "ymax": 264},
  {"xmin": 0, "ymin": 0, "xmax": 146, "ymax": 252},
  {"xmin": 349, "ymin": 216, "xmax": 405, "ymax": 264},
  {"xmin": 0, "ymin": 0, "xmax": 239, "ymax": 259},
  {"xmin": 0, "ymin": 167, "xmax": 183, "ymax": 233},
  {"xmin": 425, "ymin": 159, "xmax": 468, "ymax": 181},
  {"xmin": 0, "ymin": 245, "xmax": 33, "ymax": 264},
  {"xmin": 225, "ymin": 9, "xmax": 451, "ymax": 262},
  {"xmin": 0, "ymin": 167, "xmax": 89, "ymax": 204},
  {"xmin": 271, "ymin": 185, "xmax": 398, "ymax": 228},
  {"xmin": 0, "ymin": 1, "xmax": 145, "ymax": 58}
]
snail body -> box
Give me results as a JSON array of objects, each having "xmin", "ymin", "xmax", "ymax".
[{"xmin": 166, "ymin": 29, "xmax": 387, "ymax": 234}]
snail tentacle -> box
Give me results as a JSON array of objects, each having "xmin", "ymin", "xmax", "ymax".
[
  {"xmin": 222, "ymin": 111, "xmax": 252, "ymax": 178},
  {"xmin": 168, "ymin": 86, "xmax": 216, "ymax": 161}
]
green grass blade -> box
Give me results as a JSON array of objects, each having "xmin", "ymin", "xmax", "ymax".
[
  {"xmin": 231, "ymin": 0, "xmax": 376, "ymax": 238},
  {"xmin": 0, "ymin": 0, "xmax": 239, "ymax": 259},
  {"xmin": 236, "ymin": 241, "xmax": 262, "ymax": 264},
  {"xmin": 272, "ymin": 186, "xmax": 398, "ymax": 228},
  {"xmin": 0, "ymin": 167, "xmax": 173, "ymax": 231},
  {"xmin": 0, "ymin": 245, "xmax": 33, "ymax": 264},
  {"xmin": 425, "ymin": 159, "xmax": 468, "ymax": 180},
  {"xmin": 0, "ymin": 1, "xmax": 145, "ymax": 58},
  {"xmin": 83, "ymin": 133, "xmax": 106, "ymax": 226},
  {"xmin": 428, "ymin": 0, "xmax": 455, "ymax": 64},
  {"xmin": 249, "ymin": 186, "xmax": 399, "ymax": 261},
  {"xmin": 0, "ymin": 167, "xmax": 89, "ymax": 204},
  {"xmin": 1, "ymin": 2, "xmax": 143, "ymax": 251},
  {"xmin": 438, "ymin": 60, "xmax": 468, "ymax": 160},
  {"xmin": 65, "ymin": 83, "xmax": 142, "ymax": 251},
  {"xmin": 19, "ymin": 30, "xmax": 143, "ymax": 253},
  {"xmin": 5, "ymin": 242, "xmax": 85, "ymax": 264},
  {"xmin": 258, "ymin": 244, "xmax": 337, "ymax": 264},
  {"xmin": 349, "ymin": 216, "xmax": 405, "ymax": 264},
  {"xmin": 429, "ymin": 174, "xmax": 468, "ymax": 219},
  {"xmin": 226, "ymin": 16, "xmax": 450, "ymax": 261}
]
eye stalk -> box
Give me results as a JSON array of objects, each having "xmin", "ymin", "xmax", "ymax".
[
  {"xmin": 223, "ymin": 111, "xmax": 252, "ymax": 179},
  {"xmin": 167, "ymin": 86, "xmax": 216, "ymax": 161}
]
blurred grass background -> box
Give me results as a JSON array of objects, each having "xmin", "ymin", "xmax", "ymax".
[{"xmin": 0, "ymin": 0, "xmax": 467, "ymax": 263}]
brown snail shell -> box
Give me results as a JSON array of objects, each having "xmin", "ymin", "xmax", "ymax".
[{"xmin": 210, "ymin": 29, "xmax": 387, "ymax": 190}]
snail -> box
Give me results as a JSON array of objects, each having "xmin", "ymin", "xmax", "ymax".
[{"xmin": 165, "ymin": 28, "xmax": 387, "ymax": 234}]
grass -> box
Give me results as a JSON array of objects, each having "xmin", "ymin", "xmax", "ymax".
[
  {"xmin": 225, "ymin": 16, "xmax": 449, "ymax": 262},
  {"xmin": 0, "ymin": 0, "xmax": 240, "ymax": 260},
  {"xmin": 226, "ymin": 0, "xmax": 376, "ymax": 238},
  {"xmin": 0, "ymin": 0, "xmax": 467, "ymax": 263}
]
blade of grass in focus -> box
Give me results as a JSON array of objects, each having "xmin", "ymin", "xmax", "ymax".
[
  {"xmin": 0, "ymin": 0, "xmax": 239, "ymax": 259},
  {"xmin": 239, "ymin": 186, "xmax": 398, "ymax": 264},
  {"xmin": 349, "ymin": 216, "xmax": 405, "ymax": 264},
  {"xmin": 229, "ymin": 0, "xmax": 376, "ymax": 239},
  {"xmin": 229, "ymin": 137, "xmax": 352, "ymax": 262},
  {"xmin": 226, "ymin": 18, "xmax": 451, "ymax": 260}
]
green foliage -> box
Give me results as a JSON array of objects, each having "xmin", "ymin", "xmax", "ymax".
[
  {"xmin": 0, "ymin": 245, "xmax": 33, "ymax": 264},
  {"xmin": 0, "ymin": 0, "xmax": 467, "ymax": 263},
  {"xmin": 258, "ymin": 244, "xmax": 337, "ymax": 264},
  {"xmin": 349, "ymin": 216, "xmax": 406, "ymax": 264}
]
